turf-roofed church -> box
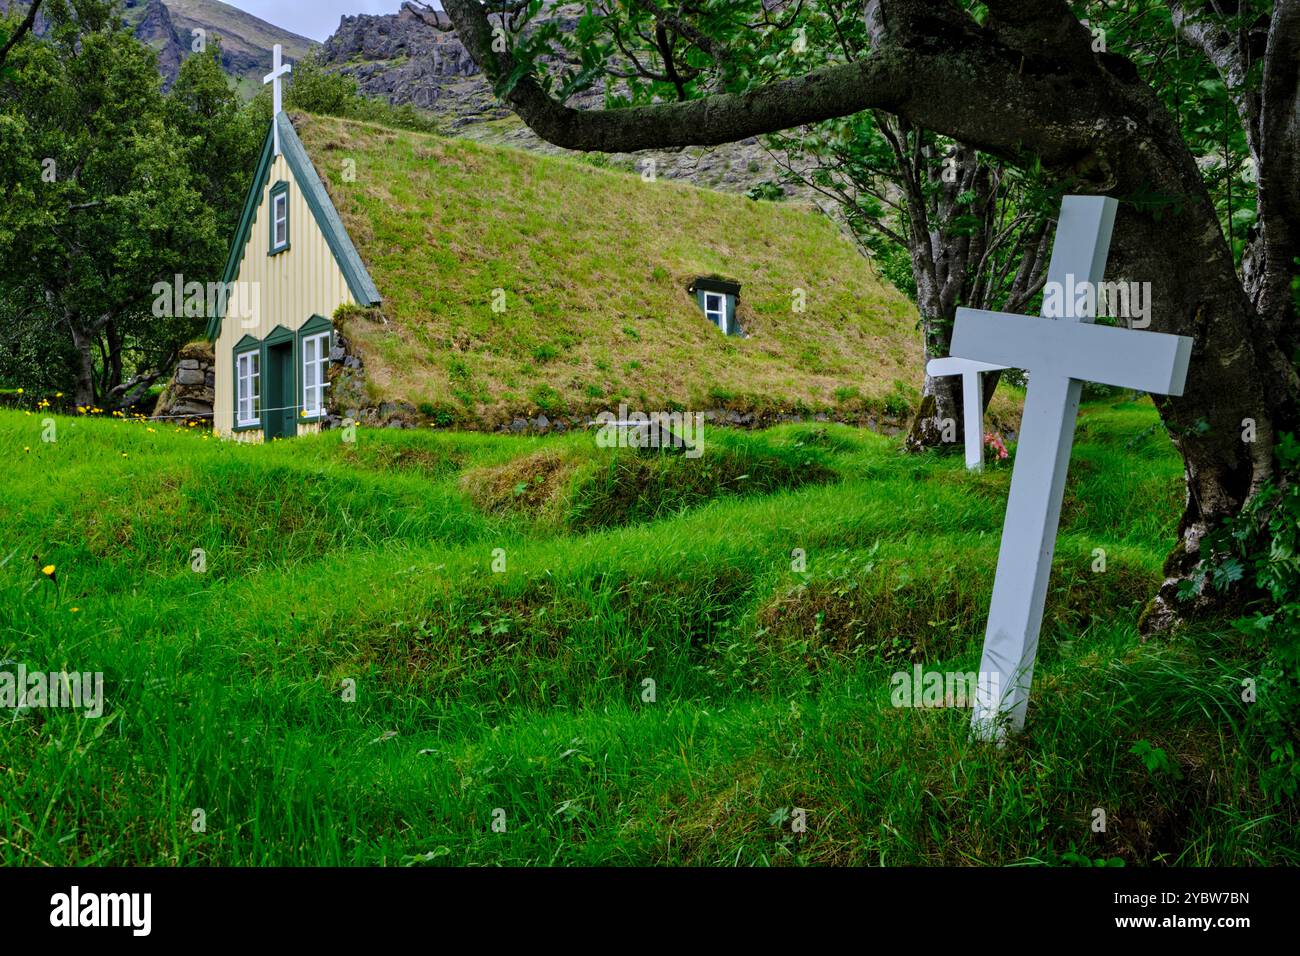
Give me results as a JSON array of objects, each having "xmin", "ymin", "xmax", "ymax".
[
  {"xmin": 206, "ymin": 50, "xmax": 925, "ymax": 439},
  {"xmin": 207, "ymin": 49, "xmax": 380, "ymax": 442}
]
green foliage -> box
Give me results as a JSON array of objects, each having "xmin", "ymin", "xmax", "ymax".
[
  {"xmin": 0, "ymin": 1, "xmax": 258, "ymax": 405},
  {"xmin": 745, "ymin": 180, "xmax": 785, "ymax": 202},
  {"xmin": 0, "ymin": 294, "xmax": 78, "ymax": 395},
  {"xmin": 285, "ymin": 53, "xmax": 362, "ymax": 116},
  {"xmin": 165, "ymin": 41, "xmax": 264, "ymax": 237},
  {"xmin": 1130, "ymin": 740, "xmax": 1184, "ymax": 780},
  {"xmin": 1196, "ymin": 433, "xmax": 1300, "ymax": 800},
  {"xmin": 1087, "ymin": 0, "xmax": 1265, "ymax": 265}
]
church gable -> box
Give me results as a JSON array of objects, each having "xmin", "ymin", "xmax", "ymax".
[
  {"xmin": 209, "ymin": 111, "xmax": 381, "ymax": 441},
  {"xmin": 206, "ymin": 113, "xmax": 380, "ymax": 343}
]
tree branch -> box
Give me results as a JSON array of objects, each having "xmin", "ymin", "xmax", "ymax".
[
  {"xmin": 0, "ymin": 0, "xmax": 42, "ymax": 72},
  {"xmin": 444, "ymin": 0, "xmax": 911, "ymax": 151}
]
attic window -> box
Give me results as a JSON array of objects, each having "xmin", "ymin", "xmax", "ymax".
[
  {"xmin": 689, "ymin": 277, "xmax": 742, "ymax": 336},
  {"xmin": 703, "ymin": 292, "xmax": 727, "ymax": 334},
  {"xmin": 269, "ymin": 181, "xmax": 290, "ymax": 255}
]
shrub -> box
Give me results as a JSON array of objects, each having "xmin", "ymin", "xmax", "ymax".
[
  {"xmin": 1195, "ymin": 432, "xmax": 1300, "ymax": 800},
  {"xmin": 746, "ymin": 180, "xmax": 785, "ymax": 201}
]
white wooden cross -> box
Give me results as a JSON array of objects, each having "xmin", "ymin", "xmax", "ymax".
[
  {"xmin": 947, "ymin": 195, "xmax": 1194, "ymax": 739},
  {"xmin": 924, "ymin": 356, "xmax": 1008, "ymax": 470},
  {"xmin": 264, "ymin": 43, "xmax": 292, "ymax": 156}
]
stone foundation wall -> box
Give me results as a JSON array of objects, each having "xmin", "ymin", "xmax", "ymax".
[
  {"xmin": 322, "ymin": 329, "xmax": 907, "ymax": 436},
  {"xmin": 154, "ymin": 341, "xmax": 215, "ymax": 423}
]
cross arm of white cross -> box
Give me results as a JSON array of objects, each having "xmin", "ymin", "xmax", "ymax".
[
  {"xmin": 924, "ymin": 357, "xmax": 1007, "ymax": 377},
  {"xmin": 264, "ymin": 44, "xmax": 293, "ymax": 156},
  {"xmin": 923, "ymin": 356, "xmax": 1009, "ymax": 470},
  {"xmin": 951, "ymin": 309, "xmax": 1193, "ymax": 396}
]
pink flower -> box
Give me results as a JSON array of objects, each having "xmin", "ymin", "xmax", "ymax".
[{"xmin": 984, "ymin": 431, "xmax": 1009, "ymax": 460}]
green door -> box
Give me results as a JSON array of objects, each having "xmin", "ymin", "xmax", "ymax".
[{"xmin": 264, "ymin": 340, "xmax": 297, "ymax": 441}]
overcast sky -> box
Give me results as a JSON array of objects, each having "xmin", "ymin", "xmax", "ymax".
[{"xmin": 224, "ymin": 1, "xmax": 415, "ymax": 43}]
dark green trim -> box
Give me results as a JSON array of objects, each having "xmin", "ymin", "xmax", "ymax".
[
  {"xmin": 296, "ymin": 314, "xmax": 333, "ymax": 424},
  {"xmin": 232, "ymin": 336, "xmax": 262, "ymax": 433},
  {"xmin": 689, "ymin": 276, "xmax": 742, "ymax": 299},
  {"xmin": 268, "ymin": 180, "xmax": 290, "ymax": 256},
  {"xmin": 299, "ymin": 313, "xmax": 332, "ymax": 335},
  {"xmin": 276, "ymin": 113, "xmax": 382, "ymax": 307},
  {"xmin": 207, "ymin": 115, "xmax": 382, "ymax": 342},
  {"xmin": 260, "ymin": 325, "xmax": 299, "ymax": 442},
  {"xmin": 262, "ymin": 325, "xmax": 296, "ymax": 347},
  {"xmin": 209, "ymin": 126, "xmax": 275, "ymax": 341}
]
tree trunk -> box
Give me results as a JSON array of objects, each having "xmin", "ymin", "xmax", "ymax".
[{"xmin": 67, "ymin": 322, "xmax": 96, "ymax": 407}]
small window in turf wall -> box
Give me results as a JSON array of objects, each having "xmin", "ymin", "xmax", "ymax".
[{"xmin": 689, "ymin": 277, "xmax": 741, "ymax": 336}]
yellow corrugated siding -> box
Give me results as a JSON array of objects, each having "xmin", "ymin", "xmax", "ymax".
[{"xmin": 213, "ymin": 152, "xmax": 354, "ymax": 439}]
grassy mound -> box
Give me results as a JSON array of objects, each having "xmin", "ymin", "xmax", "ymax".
[
  {"xmin": 459, "ymin": 427, "xmax": 839, "ymax": 530},
  {"xmin": 0, "ymin": 401, "xmax": 1294, "ymax": 865}
]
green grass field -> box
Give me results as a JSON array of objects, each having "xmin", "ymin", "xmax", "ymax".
[{"xmin": 1, "ymin": 402, "xmax": 1294, "ymax": 865}]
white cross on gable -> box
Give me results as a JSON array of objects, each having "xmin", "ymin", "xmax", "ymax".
[
  {"xmin": 948, "ymin": 195, "xmax": 1193, "ymax": 740},
  {"xmin": 264, "ymin": 43, "xmax": 292, "ymax": 156}
]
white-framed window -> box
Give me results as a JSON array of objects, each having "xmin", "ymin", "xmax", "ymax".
[
  {"xmin": 236, "ymin": 350, "xmax": 261, "ymax": 426},
  {"xmin": 271, "ymin": 186, "xmax": 289, "ymax": 252},
  {"xmin": 302, "ymin": 332, "xmax": 330, "ymax": 417},
  {"xmin": 704, "ymin": 292, "xmax": 727, "ymax": 333}
]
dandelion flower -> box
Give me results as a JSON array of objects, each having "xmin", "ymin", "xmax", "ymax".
[{"xmin": 41, "ymin": 564, "xmax": 55, "ymax": 577}]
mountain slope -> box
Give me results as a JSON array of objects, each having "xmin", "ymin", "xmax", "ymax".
[
  {"xmin": 154, "ymin": 0, "xmax": 315, "ymax": 95},
  {"xmin": 0, "ymin": 0, "xmax": 316, "ymax": 92},
  {"xmin": 292, "ymin": 113, "xmax": 923, "ymax": 429},
  {"xmin": 318, "ymin": 2, "xmax": 800, "ymax": 197}
]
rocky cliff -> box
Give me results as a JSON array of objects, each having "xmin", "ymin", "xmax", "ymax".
[
  {"xmin": 0, "ymin": 0, "xmax": 316, "ymax": 93},
  {"xmin": 129, "ymin": 0, "xmax": 185, "ymax": 88},
  {"xmin": 319, "ymin": 1, "xmax": 797, "ymax": 197}
]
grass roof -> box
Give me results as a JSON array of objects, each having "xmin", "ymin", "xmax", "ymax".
[{"xmin": 292, "ymin": 113, "xmax": 923, "ymax": 426}]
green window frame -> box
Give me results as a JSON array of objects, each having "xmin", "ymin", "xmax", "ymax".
[
  {"xmin": 268, "ymin": 181, "xmax": 290, "ymax": 255},
  {"xmin": 297, "ymin": 314, "xmax": 333, "ymax": 423},
  {"xmin": 232, "ymin": 334, "xmax": 262, "ymax": 432}
]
